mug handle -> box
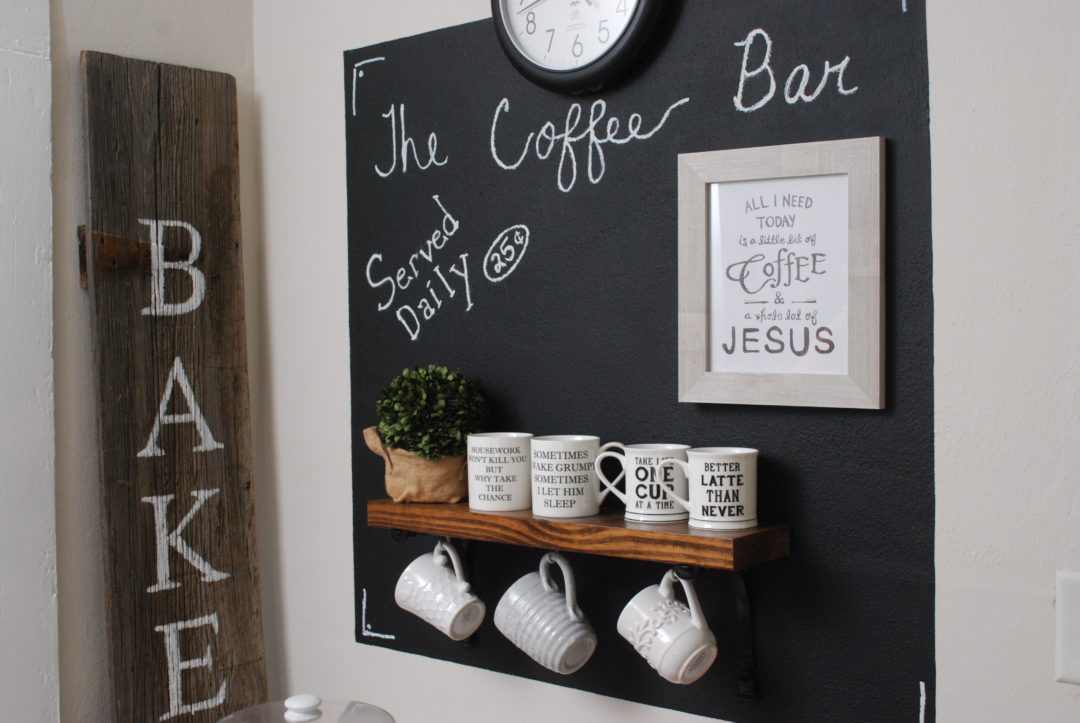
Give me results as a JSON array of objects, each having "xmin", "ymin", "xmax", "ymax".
[
  {"xmin": 594, "ymin": 450, "xmax": 628, "ymax": 504},
  {"xmin": 539, "ymin": 551, "xmax": 585, "ymax": 622},
  {"xmin": 434, "ymin": 540, "xmax": 471, "ymax": 592},
  {"xmin": 659, "ymin": 569, "xmax": 709, "ymax": 631},
  {"xmin": 595, "ymin": 441, "xmax": 625, "ymax": 503},
  {"xmin": 655, "ymin": 458, "xmax": 692, "ymax": 512}
]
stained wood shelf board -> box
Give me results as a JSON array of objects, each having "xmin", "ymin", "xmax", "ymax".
[{"xmin": 367, "ymin": 499, "xmax": 789, "ymax": 571}]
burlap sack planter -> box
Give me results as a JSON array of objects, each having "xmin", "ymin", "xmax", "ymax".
[{"xmin": 364, "ymin": 426, "xmax": 468, "ymax": 503}]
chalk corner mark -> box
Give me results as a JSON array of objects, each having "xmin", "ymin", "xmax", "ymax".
[
  {"xmin": 361, "ymin": 587, "xmax": 396, "ymax": 640},
  {"xmin": 919, "ymin": 680, "xmax": 927, "ymax": 723},
  {"xmin": 351, "ymin": 56, "xmax": 387, "ymax": 117}
]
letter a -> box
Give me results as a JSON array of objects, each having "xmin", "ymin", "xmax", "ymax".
[
  {"xmin": 138, "ymin": 356, "xmax": 225, "ymax": 458},
  {"xmin": 142, "ymin": 489, "xmax": 231, "ymax": 593},
  {"xmin": 154, "ymin": 613, "xmax": 229, "ymax": 720},
  {"xmin": 139, "ymin": 219, "xmax": 207, "ymax": 316}
]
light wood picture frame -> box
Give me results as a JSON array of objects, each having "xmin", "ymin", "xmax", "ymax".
[{"xmin": 676, "ymin": 137, "xmax": 884, "ymax": 409}]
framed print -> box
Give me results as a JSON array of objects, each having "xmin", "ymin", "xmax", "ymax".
[{"xmin": 676, "ymin": 137, "xmax": 884, "ymax": 408}]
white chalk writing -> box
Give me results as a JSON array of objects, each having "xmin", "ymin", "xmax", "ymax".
[
  {"xmin": 364, "ymin": 195, "xmax": 474, "ymax": 341},
  {"xmin": 490, "ymin": 95, "xmax": 689, "ymax": 192},
  {"xmin": 733, "ymin": 28, "xmax": 857, "ymax": 113},
  {"xmin": 374, "ymin": 103, "xmax": 449, "ymax": 178}
]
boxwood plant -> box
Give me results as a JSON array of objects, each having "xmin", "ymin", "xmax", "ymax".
[{"xmin": 376, "ymin": 365, "xmax": 487, "ymax": 461}]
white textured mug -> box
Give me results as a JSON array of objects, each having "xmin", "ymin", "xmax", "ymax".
[
  {"xmin": 531, "ymin": 436, "xmax": 623, "ymax": 517},
  {"xmin": 494, "ymin": 552, "xmax": 597, "ymax": 674},
  {"xmin": 656, "ymin": 447, "xmax": 759, "ymax": 530},
  {"xmin": 617, "ymin": 569, "xmax": 718, "ymax": 685},
  {"xmin": 394, "ymin": 540, "xmax": 485, "ymax": 641},
  {"xmin": 594, "ymin": 443, "xmax": 690, "ymax": 522},
  {"xmin": 467, "ymin": 432, "xmax": 533, "ymax": 511}
]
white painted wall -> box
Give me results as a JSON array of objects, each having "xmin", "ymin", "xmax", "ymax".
[
  {"xmin": 928, "ymin": 1, "xmax": 1080, "ymax": 720},
  {"xmin": 49, "ymin": 0, "xmax": 255, "ymax": 719},
  {"xmin": 1, "ymin": 0, "xmax": 57, "ymax": 719}
]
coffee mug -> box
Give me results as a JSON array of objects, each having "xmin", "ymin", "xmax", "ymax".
[
  {"xmin": 656, "ymin": 447, "xmax": 758, "ymax": 529},
  {"xmin": 617, "ymin": 569, "xmax": 717, "ymax": 685},
  {"xmin": 594, "ymin": 443, "xmax": 690, "ymax": 522},
  {"xmin": 494, "ymin": 551, "xmax": 597, "ymax": 674},
  {"xmin": 467, "ymin": 432, "xmax": 533, "ymax": 511},
  {"xmin": 394, "ymin": 540, "xmax": 485, "ymax": 641},
  {"xmin": 531, "ymin": 436, "xmax": 623, "ymax": 518}
]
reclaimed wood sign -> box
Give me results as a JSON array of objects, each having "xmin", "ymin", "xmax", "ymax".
[{"xmin": 82, "ymin": 51, "xmax": 267, "ymax": 722}]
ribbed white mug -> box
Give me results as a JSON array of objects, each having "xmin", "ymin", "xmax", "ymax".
[
  {"xmin": 617, "ymin": 569, "xmax": 717, "ymax": 685},
  {"xmin": 394, "ymin": 540, "xmax": 485, "ymax": 641},
  {"xmin": 494, "ymin": 552, "xmax": 597, "ymax": 674}
]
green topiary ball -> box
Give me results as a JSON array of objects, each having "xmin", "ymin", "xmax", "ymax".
[{"xmin": 376, "ymin": 365, "xmax": 487, "ymax": 461}]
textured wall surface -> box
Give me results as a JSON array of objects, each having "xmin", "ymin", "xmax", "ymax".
[
  {"xmin": 0, "ymin": 0, "xmax": 57, "ymax": 718},
  {"xmin": 343, "ymin": 7, "xmax": 932, "ymax": 720},
  {"xmin": 929, "ymin": 1, "xmax": 1080, "ymax": 720}
]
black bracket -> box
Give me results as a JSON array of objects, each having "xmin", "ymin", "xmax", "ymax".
[
  {"xmin": 732, "ymin": 570, "xmax": 759, "ymax": 699},
  {"xmin": 389, "ymin": 528, "xmax": 416, "ymax": 543},
  {"xmin": 673, "ymin": 564, "xmax": 700, "ymax": 581}
]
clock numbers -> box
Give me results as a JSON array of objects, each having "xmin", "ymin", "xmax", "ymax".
[{"xmin": 500, "ymin": 0, "xmax": 641, "ymax": 73}]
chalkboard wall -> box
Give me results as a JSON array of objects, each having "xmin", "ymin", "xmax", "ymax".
[{"xmin": 345, "ymin": 2, "xmax": 932, "ymax": 720}]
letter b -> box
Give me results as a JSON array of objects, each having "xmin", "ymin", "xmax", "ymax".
[{"xmin": 139, "ymin": 219, "xmax": 207, "ymax": 316}]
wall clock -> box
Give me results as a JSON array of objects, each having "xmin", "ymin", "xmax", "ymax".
[{"xmin": 492, "ymin": 0, "xmax": 663, "ymax": 94}]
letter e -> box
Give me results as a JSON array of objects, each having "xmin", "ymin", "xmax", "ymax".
[{"xmin": 154, "ymin": 613, "xmax": 228, "ymax": 720}]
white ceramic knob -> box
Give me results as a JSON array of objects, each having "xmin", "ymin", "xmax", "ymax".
[{"xmin": 284, "ymin": 693, "xmax": 322, "ymax": 722}]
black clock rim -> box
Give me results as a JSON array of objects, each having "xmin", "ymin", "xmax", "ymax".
[{"xmin": 491, "ymin": 0, "xmax": 663, "ymax": 94}]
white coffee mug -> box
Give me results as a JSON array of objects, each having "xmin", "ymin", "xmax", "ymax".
[
  {"xmin": 494, "ymin": 551, "xmax": 597, "ymax": 675},
  {"xmin": 594, "ymin": 443, "xmax": 690, "ymax": 522},
  {"xmin": 467, "ymin": 432, "xmax": 533, "ymax": 511},
  {"xmin": 656, "ymin": 447, "xmax": 759, "ymax": 530},
  {"xmin": 617, "ymin": 569, "xmax": 717, "ymax": 685},
  {"xmin": 394, "ymin": 540, "xmax": 485, "ymax": 641},
  {"xmin": 531, "ymin": 436, "xmax": 623, "ymax": 518}
]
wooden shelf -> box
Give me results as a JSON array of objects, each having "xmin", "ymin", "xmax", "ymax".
[{"xmin": 367, "ymin": 499, "xmax": 789, "ymax": 572}]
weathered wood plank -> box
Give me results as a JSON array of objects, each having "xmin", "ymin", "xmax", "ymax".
[
  {"xmin": 367, "ymin": 500, "xmax": 789, "ymax": 571},
  {"xmin": 83, "ymin": 50, "xmax": 266, "ymax": 722}
]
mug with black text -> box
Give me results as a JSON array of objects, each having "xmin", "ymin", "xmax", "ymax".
[
  {"xmin": 531, "ymin": 435, "xmax": 622, "ymax": 518},
  {"xmin": 655, "ymin": 447, "xmax": 758, "ymax": 530},
  {"xmin": 467, "ymin": 432, "xmax": 533, "ymax": 511},
  {"xmin": 594, "ymin": 443, "xmax": 690, "ymax": 522}
]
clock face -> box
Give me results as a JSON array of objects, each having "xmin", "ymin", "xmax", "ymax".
[{"xmin": 498, "ymin": 0, "xmax": 642, "ymax": 73}]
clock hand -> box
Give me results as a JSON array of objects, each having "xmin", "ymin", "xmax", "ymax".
[{"xmin": 517, "ymin": 0, "xmax": 550, "ymax": 14}]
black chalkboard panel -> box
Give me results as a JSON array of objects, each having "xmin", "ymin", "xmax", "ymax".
[{"xmin": 346, "ymin": 2, "xmax": 933, "ymax": 720}]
